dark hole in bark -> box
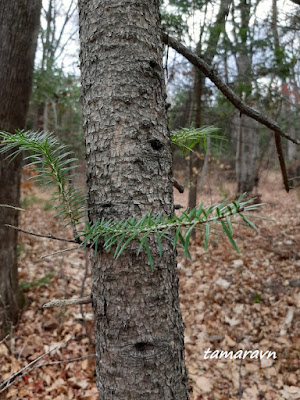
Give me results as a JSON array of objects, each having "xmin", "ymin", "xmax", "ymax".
[
  {"xmin": 149, "ymin": 60, "xmax": 159, "ymax": 69},
  {"xmin": 149, "ymin": 139, "xmax": 163, "ymax": 151},
  {"xmin": 135, "ymin": 342, "xmax": 153, "ymax": 352}
]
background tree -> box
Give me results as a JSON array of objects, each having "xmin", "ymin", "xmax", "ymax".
[
  {"xmin": 0, "ymin": 0, "xmax": 41, "ymax": 338},
  {"xmin": 187, "ymin": 0, "xmax": 232, "ymax": 208},
  {"xmin": 166, "ymin": 0, "xmax": 299, "ymax": 195},
  {"xmin": 78, "ymin": 0, "xmax": 189, "ymax": 398},
  {"xmin": 27, "ymin": 0, "xmax": 84, "ymax": 159},
  {"xmin": 230, "ymin": 0, "xmax": 260, "ymax": 194}
]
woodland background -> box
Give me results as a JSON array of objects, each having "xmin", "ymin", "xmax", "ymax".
[{"xmin": 0, "ymin": 0, "xmax": 299, "ymax": 399}]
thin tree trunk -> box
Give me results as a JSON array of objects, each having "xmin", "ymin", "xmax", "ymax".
[
  {"xmin": 0, "ymin": 1, "xmax": 41, "ymax": 338},
  {"xmin": 78, "ymin": 1, "xmax": 189, "ymax": 399},
  {"xmin": 234, "ymin": 0, "xmax": 259, "ymax": 195},
  {"xmin": 235, "ymin": 114, "xmax": 259, "ymax": 194},
  {"xmin": 199, "ymin": 135, "xmax": 211, "ymax": 191},
  {"xmin": 188, "ymin": 0, "xmax": 232, "ymax": 209},
  {"xmin": 188, "ymin": 72, "xmax": 203, "ymax": 210}
]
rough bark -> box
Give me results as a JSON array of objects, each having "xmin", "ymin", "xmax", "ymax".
[
  {"xmin": 78, "ymin": 1, "xmax": 189, "ymax": 399},
  {"xmin": 0, "ymin": 0, "xmax": 41, "ymax": 338}
]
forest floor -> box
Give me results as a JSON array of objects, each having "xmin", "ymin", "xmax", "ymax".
[{"xmin": 0, "ymin": 167, "xmax": 299, "ymax": 400}]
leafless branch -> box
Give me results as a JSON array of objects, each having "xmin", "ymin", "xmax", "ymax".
[
  {"xmin": 0, "ymin": 204, "xmax": 24, "ymax": 211},
  {"xmin": 162, "ymin": 32, "xmax": 300, "ymax": 146},
  {"xmin": 0, "ymin": 338, "xmax": 71, "ymax": 393},
  {"xmin": 0, "ymin": 333, "xmax": 9, "ymax": 346},
  {"xmin": 5, "ymin": 224, "xmax": 80, "ymax": 245},
  {"xmin": 173, "ymin": 179, "xmax": 185, "ymax": 193},
  {"xmin": 40, "ymin": 245, "xmax": 81, "ymax": 259},
  {"xmin": 39, "ymin": 353, "xmax": 95, "ymax": 367},
  {"xmin": 53, "ymin": 0, "xmax": 77, "ymax": 55},
  {"xmin": 43, "ymin": 296, "xmax": 92, "ymax": 308}
]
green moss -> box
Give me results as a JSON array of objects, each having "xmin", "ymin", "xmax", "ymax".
[{"xmin": 20, "ymin": 272, "xmax": 55, "ymax": 292}]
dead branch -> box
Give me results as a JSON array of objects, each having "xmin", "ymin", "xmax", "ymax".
[
  {"xmin": 173, "ymin": 179, "xmax": 185, "ymax": 193},
  {"xmin": 0, "ymin": 338, "xmax": 71, "ymax": 393},
  {"xmin": 43, "ymin": 296, "xmax": 92, "ymax": 308},
  {"xmin": 162, "ymin": 32, "xmax": 300, "ymax": 146},
  {"xmin": 5, "ymin": 224, "xmax": 80, "ymax": 244},
  {"xmin": 0, "ymin": 333, "xmax": 9, "ymax": 346},
  {"xmin": 0, "ymin": 204, "xmax": 24, "ymax": 211},
  {"xmin": 40, "ymin": 245, "xmax": 81, "ymax": 259}
]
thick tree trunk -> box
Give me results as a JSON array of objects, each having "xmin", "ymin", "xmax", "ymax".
[
  {"xmin": 0, "ymin": 0, "xmax": 41, "ymax": 338},
  {"xmin": 78, "ymin": 1, "xmax": 189, "ymax": 399}
]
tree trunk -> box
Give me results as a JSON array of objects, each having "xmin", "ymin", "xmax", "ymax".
[
  {"xmin": 188, "ymin": 0, "xmax": 232, "ymax": 209},
  {"xmin": 188, "ymin": 71, "xmax": 203, "ymax": 210},
  {"xmin": 235, "ymin": 114, "xmax": 259, "ymax": 194},
  {"xmin": 0, "ymin": 0, "xmax": 41, "ymax": 338},
  {"xmin": 78, "ymin": 1, "xmax": 189, "ymax": 399},
  {"xmin": 234, "ymin": 0, "xmax": 259, "ymax": 195}
]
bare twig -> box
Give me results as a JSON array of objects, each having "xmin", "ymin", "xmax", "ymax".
[
  {"xmin": 0, "ymin": 204, "xmax": 24, "ymax": 211},
  {"xmin": 43, "ymin": 296, "xmax": 92, "ymax": 308},
  {"xmin": 40, "ymin": 245, "xmax": 81, "ymax": 259},
  {"xmin": 6, "ymin": 352, "xmax": 96, "ymax": 389},
  {"xmin": 39, "ymin": 353, "xmax": 95, "ymax": 367},
  {"xmin": 162, "ymin": 32, "xmax": 300, "ymax": 146},
  {"xmin": 0, "ymin": 338, "xmax": 71, "ymax": 393},
  {"xmin": 5, "ymin": 224, "xmax": 80, "ymax": 245},
  {"xmin": 0, "ymin": 334, "xmax": 9, "ymax": 346}
]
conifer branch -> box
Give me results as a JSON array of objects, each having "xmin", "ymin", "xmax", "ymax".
[
  {"xmin": 80, "ymin": 194, "xmax": 264, "ymax": 269},
  {"xmin": 0, "ymin": 130, "xmax": 86, "ymax": 235},
  {"xmin": 0, "ymin": 130, "xmax": 264, "ymax": 269}
]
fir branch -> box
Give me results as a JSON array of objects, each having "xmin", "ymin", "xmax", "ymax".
[
  {"xmin": 79, "ymin": 194, "xmax": 264, "ymax": 268},
  {"xmin": 0, "ymin": 130, "xmax": 86, "ymax": 235},
  {"xmin": 171, "ymin": 126, "xmax": 222, "ymax": 154},
  {"xmin": 0, "ymin": 130, "xmax": 265, "ymax": 269}
]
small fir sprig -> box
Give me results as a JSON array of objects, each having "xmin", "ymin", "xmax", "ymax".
[
  {"xmin": 0, "ymin": 130, "xmax": 86, "ymax": 237},
  {"xmin": 79, "ymin": 194, "xmax": 263, "ymax": 269},
  {"xmin": 171, "ymin": 125, "xmax": 223, "ymax": 154}
]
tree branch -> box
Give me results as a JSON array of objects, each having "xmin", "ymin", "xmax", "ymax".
[
  {"xmin": 43, "ymin": 296, "xmax": 92, "ymax": 308},
  {"xmin": 162, "ymin": 32, "xmax": 300, "ymax": 146},
  {"xmin": 173, "ymin": 179, "xmax": 184, "ymax": 193},
  {"xmin": 5, "ymin": 224, "xmax": 79, "ymax": 244},
  {"xmin": 0, "ymin": 338, "xmax": 71, "ymax": 393},
  {"xmin": 40, "ymin": 245, "xmax": 80, "ymax": 259}
]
